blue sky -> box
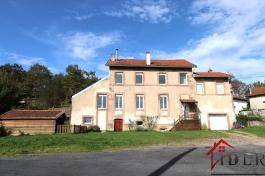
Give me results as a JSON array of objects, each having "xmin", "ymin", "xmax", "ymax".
[{"xmin": 1, "ymin": 0, "xmax": 265, "ymax": 83}]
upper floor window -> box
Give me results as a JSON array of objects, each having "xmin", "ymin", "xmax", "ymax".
[
  {"xmin": 136, "ymin": 94, "xmax": 144, "ymax": 110},
  {"xmin": 160, "ymin": 95, "xmax": 168, "ymax": 110},
  {"xmin": 135, "ymin": 72, "xmax": 143, "ymax": 85},
  {"xmin": 115, "ymin": 72, "xmax": 123, "ymax": 85},
  {"xmin": 83, "ymin": 116, "xmax": 93, "ymax": 125},
  {"xmin": 115, "ymin": 94, "xmax": 123, "ymax": 110},
  {"xmin": 179, "ymin": 73, "xmax": 187, "ymax": 85},
  {"xmin": 216, "ymin": 83, "xmax": 225, "ymax": 94},
  {"xmin": 97, "ymin": 94, "xmax": 107, "ymax": 109},
  {"xmin": 196, "ymin": 83, "xmax": 204, "ymax": 94},
  {"xmin": 159, "ymin": 73, "xmax": 167, "ymax": 85}
]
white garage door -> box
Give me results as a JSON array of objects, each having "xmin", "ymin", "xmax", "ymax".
[{"xmin": 209, "ymin": 114, "xmax": 228, "ymax": 130}]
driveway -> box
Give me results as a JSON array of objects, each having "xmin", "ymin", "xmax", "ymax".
[{"xmin": 0, "ymin": 134, "xmax": 265, "ymax": 176}]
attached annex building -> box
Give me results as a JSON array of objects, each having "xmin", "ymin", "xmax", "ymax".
[{"xmin": 71, "ymin": 52, "xmax": 235, "ymax": 131}]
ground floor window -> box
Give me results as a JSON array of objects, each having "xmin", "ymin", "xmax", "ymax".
[
  {"xmin": 83, "ymin": 116, "xmax": 93, "ymax": 125},
  {"xmin": 136, "ymin": 121, "xmax": 143, "ymax": 126}
]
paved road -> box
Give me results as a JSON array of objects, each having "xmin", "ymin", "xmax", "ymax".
[{"xmin": 0, "ymin": 143, "xmax": 265, "ymax": 176}]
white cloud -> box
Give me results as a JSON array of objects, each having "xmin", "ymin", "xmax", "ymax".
[
  {"xmin": 104, "ymin": 0, "xmax": 175, "ymax": 24},
  {"xmin": 158, "ymin": 0, "xmax": 265, "ymax": 83},
  {"xmin": 72, "ymin": 14, "xmax": 93, "ymax": 21},
  {"xmin": 60, "ymin": 32, "xmax": 120, "ymax": 60},
  {"xmin": 5, "ymin": 52, "xmax": 46, "ymax": 66}
]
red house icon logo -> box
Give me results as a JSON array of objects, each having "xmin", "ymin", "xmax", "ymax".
[{"xmin": 206, "ymin": 139, "xmax": 235, "ymax": 170}]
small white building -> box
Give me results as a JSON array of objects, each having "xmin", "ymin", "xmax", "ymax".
[{"xmin": 233, "ymin": 96, "xmax": 248, "ymax": 115}]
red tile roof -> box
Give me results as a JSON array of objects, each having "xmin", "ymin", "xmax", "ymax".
[
  {"xmin": 248, "ymin": 86, "xmax": 265, "ymax": 97},
  {"xmin": 194, "ymin": 72, "xmax": 230, "ymax": 78},
  {"xmin": 0, "ymin": 109, "xmax": 65, "ymax": 120},
  {"xmin": 106, "ymin": 59, "xmax": 197, "ymax": 68}
]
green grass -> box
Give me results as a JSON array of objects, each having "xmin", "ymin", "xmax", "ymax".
[
  {"xmin": 0, "ymin": 131, "xmax": 227, "ymax": 155},
  {"xmin": 238, "ymin": 126, "xmax": 265, "ymax": 137}
]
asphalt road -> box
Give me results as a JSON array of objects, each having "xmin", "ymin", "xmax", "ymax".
[{"xmin": 0, "ymin": 144, "xmax": 265, "ymax": 176}]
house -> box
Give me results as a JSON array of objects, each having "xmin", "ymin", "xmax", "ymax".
[
  {"xmin": 71, "ymin": 52, "xmax": 236, "ymax": 131},
  {"xmin": 0, "ymin": 109, "xmax": 66, "ymax": 135},
  {"xmin": 248, "ymin": 86, "xmax": 265, "ymax": 116},
  {"xmin": 233, "ymin": 96, "xmax": 248, "ymax": 115}
]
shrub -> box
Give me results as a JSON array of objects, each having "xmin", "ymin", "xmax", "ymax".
[
  {"xmin": 135, "ymin": 126, "xmax": 147, "ymax": 132},
  {"xmin": 140, "ymin": 115, "xmax": 159, "ymax": 130},
  {"xmin": 128, "ymin": 119, "xmax": 136, "ymax": 131},
  {"xmin": 236, "ymin": 113, "xmax": 263, "ymax": 126},
  {"xmin": 87, "ymin": 125, "xmax": 101, "ymax": 132}
]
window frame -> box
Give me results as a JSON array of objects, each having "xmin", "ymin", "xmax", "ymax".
[
  {"xmin": 135, "ymin": 72, "xmax": 144, "ymax": 85},
  {"xmin": 159, "ymin": 94, "xmax": 168, "ymax": 110},
  {"xmin": 136, "ymin": 94, "xmax": 144, "ymax": 110},
  {"xmin": 83, "ymin": 116, "xmax": 93, "ymax": 125},
  {"xmin": 179, "ymin": 72, "xmax": 188, "ymax": 85},
  {"xmin": 97, "ymin": 94, "xmax": 107, "ymax": 109},
  {"xmin": 216, "ymin": 82, "xmax": 225, "ymax": 95},
  {"xmin": 115, "ymin": 94, "xmax": 123, "ymax": 110},
  {"xmin": 196, "ymin": 82, "xmax": 204, "ymax": 94},
  {"xmin": 159, "ymin": 73, "xmax": 167, "ymax": 85},
  {"xmin": 115, "ymin": 72, "xmax": 124, "ymax": 85}
]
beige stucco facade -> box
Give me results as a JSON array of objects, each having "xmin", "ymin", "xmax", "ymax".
[
  {"xmin": 71, "ymin": 63, "xmax": 236, "ymax": 131},
  {"xmin": 249, "ymin": 96, "xmax": 265, "ymax": 116}
]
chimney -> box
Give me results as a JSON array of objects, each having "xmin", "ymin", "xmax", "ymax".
[
  {"xmin": 115, "ymin": 48, "xmax": 119, "ymax": 60},
  {"xmin": 146, "ymin": 51, "xmax": 151, "ymax": 65},
  {"xmin": 110, "ymin": 54, "xmax": 116, "ymax": 61}
]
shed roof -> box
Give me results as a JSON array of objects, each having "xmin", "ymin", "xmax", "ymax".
[
  {"xmin": 0, "ymin": 109, "xmax": 65, "ymax": 120},
  {"xmin": 248, "ymin": 86, "xmax": 265, "ymax": 97}
]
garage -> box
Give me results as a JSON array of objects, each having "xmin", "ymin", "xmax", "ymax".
[{"xmin": 209, "ymin": 114, "xmax": 229, "ymax": 130}]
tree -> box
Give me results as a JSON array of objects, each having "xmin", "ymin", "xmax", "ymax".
[
  {"xmin": 64, "ymin": 65, "xmax": 99, "ymax": 104},
  {"xmin": 230, "ymin": 76, "xmax": 249, "ymax": 97},
  {"xmin": 0, "ymin": 64, "xmax": 26, "ymax": 113},
  {"xmin": 25, "ymin": 64, "xmax": 52, "ymax": 109}
]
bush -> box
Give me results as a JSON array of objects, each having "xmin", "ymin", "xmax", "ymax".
[
  {"xmin": 140, "ymin": 115, "xmax": 159, "ymax": 130},
  {"xmin": 135, "ymin": 126, "xmax": 147, "ymax": 132},
  {"xmin": 87, "ymin": 125, "xmax": 101, "ymax": 132},
  {"xmin": 236, "ymin": 113, "xmax": 263, "ymax": 126}
]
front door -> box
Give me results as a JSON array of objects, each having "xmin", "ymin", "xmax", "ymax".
[
  {"xmin": 184, "ymin": 103, "xmax": 190, "ymax": 118},
  {"xmin": 114, "ymin": 119, "xmax": 123, "ymax": 132}
]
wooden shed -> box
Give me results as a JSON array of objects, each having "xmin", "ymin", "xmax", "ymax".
[{"xmin": 0, "ymin": 109, "xmax": 66, "ymax": 135}]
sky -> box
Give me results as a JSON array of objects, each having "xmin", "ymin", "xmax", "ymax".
[{"xmin": 0, "ymin": 0, "xmax": 265, "ymax": 83}]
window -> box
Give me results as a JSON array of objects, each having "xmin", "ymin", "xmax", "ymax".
[
  {"xmin": 159, "ymin": 73, "xmax": 166, "ymax": 85},
  {"xmin": 160, "ymin": 95, "xmax": 168, "ymax": 110},
  {"xmin": 216, "ymin": 83, "xmax": 225, "ymax": 94},
  {"xmin": 115, "ymin": 72, "xmax": 123, "ymax": 85},
  {"xmin": 115, "ymin": 94, "xmax": 123, "ymax": 109},
  {"xmin": 135, "ymin": 72, "xmax": 143, "ymax": 85},
  {"xmin": 196, "ymin": 83, "xmax": 204, "ymax": 94},
  {"xmin": 180, "ymin": 73, "xmax": 187, "ymax": 85},
  {"xmin": 136, "ymin": 94, "xmax": 144, "ymax": 110},
  {"xmin": 97, "ymin": 94, "xmax": 107, "ymax": 109},
  {"xmin": 83, "ymin": 116, "xmax": 92, "ymax": 125}
]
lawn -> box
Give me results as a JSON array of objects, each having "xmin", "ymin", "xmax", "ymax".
[
  {"xmin": 0, "ymin": 131, "xmax": 227, "ymax": 155},
  {"xmin": 238, "ymin": 126, "xmax": 265, "ymax": 137}
]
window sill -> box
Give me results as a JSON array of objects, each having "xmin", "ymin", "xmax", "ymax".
[
  {"xmin": 115, "ymin": 108, "xmax": 123, "ymax": 111},
  {"xmin": 98, "ymin": 108, "xmax": 107, "ymax": 111}
]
